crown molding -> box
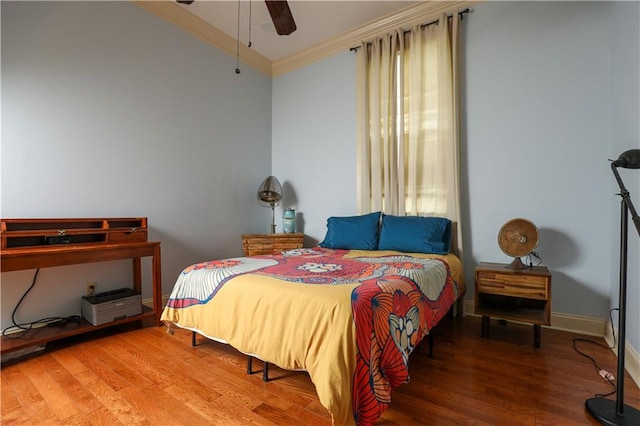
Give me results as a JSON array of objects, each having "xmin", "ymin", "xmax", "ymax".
[
  {"xmin": 132, "ymin": 1, "xmax": 272, "ymax": 76},
  {"xmin": 134, "ymin": 1, "xmax": 482, "ymax": 78},
  {"xmin": 272, "ymin": 0, "xmax": 482, "ymax": 77}
]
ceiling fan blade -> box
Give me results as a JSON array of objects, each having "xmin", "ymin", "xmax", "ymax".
[
  {"xmin": 265, "ymin": 1, "xmax": 297, "ymax": 36},
  {"xmin": 176, "ymin": 0, "xmax": 195, "ymax": 4}
]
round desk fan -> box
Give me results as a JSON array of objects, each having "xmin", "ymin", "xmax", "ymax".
[{"xmin": 498, "ymin": 218, "xmax": 539, "ymax": 269}]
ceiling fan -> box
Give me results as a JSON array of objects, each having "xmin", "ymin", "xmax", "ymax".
[{"xmin": 176, "ymin": 0, "xmax": 297, "ymax": 36}]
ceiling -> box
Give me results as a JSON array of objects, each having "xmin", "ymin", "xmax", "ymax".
[{"xmin": 175, "ymin": 1, "xmax": 419, "ymax": 62}]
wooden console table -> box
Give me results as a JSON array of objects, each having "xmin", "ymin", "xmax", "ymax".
[{"xmin": 0, "ymin": 218, "xmax": 162, "ymax": 356}]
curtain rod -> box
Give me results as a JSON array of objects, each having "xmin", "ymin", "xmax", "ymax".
[{"xmin": 349, "ymin": 8, "xmax": 470, "ymax": 52}]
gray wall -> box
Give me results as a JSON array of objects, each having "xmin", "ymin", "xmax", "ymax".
[
  {"xmin": 609, "ymin": 1, "xmax": 640, "ymax": 351},
  {"xmin": 463, "ymin": 1, "xmax": 619, "ymax": 316},
  {"xmin": 2, "ymin": 1, "xmax": 638, "ymax": 354},
  {"xmin": 272, "ymin": 52, "xmax": 357, "ymax": 246},
  {"xmin": 1, "ymin": 2, "xmax": 272, "ymax": 327},
  {"xmin": 272, "ymin": 1, "xmax": 640, "ymax": 352}
]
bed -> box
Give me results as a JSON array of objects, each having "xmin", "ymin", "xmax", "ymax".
[{"xmin": 161, "ymin": 213, "xmax": 465, "ymax": 425}]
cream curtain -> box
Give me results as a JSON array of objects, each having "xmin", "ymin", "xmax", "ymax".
[{"xmin": 356, "ymin": 11, "xmax": 463, "ymax": 257}]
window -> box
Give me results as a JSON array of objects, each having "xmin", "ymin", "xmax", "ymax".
[{"xmin": 356, "ymin": 14, "xmax": 461, "ymax": 222}]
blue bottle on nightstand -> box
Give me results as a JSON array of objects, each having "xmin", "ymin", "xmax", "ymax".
[{"xmin": 282, "ymin": 209, "xmax": 295, "ymax": 233}]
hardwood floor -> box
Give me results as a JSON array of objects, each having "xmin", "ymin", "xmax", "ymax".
[{"xmin": 2, "ymin": 316, "xmax": 639, "ymax": 425}]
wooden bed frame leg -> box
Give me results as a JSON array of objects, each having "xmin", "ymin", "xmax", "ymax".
[
  {"xmin": 191, "ymin": 331, "xmax": 197, "ymax": 347},
  {"xmin": 247, "ymin": 356, "xmax": 253, "ymax": 374}
]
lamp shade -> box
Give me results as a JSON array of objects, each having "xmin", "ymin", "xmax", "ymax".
[
  {"xmin": 612, "ymin": 149, "xmax": 640, "ymax": 169},
  {"xmin": 257, "ymin": 176, "xmax": 282, "ymax": 207}
]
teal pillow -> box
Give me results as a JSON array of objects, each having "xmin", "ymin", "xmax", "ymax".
[
  {"xmin": 378, "ymin": 214, "xmax": 451, "ymax": 254},
  {"xmin": 319, "ymin": 212, "xmax": 381, "ymax": 250}
]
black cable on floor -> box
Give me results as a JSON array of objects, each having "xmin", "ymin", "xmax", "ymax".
[{"xmin": 572, "ymin": 308, "xmax": 618, "ymax": 398}]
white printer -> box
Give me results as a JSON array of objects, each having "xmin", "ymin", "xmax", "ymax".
[{"xmin": 81, "ymin": 288, "xmax": 142, "ymax": 326}]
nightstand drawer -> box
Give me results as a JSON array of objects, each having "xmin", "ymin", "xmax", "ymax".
[
  {"xmin": 241, "ymin": 233, "xmax": 304, "ymax": 256},
  {"xmin": 477, "ymin": 280, "xmax": 548, "ymax": 300},
  {"xmin": 477, "ymin": 271, "xmax": 549, "ymax": 300}
]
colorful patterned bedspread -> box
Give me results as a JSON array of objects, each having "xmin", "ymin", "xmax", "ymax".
[{"xmin": 161, "ymin": 248, "xmax": 464, "ymax": 425}]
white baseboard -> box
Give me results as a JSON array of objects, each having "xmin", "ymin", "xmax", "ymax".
[
  {"xmin": 604, "ymin": 319, "xmax": 640, "ymax": 389},
  {"xmin": 463, "ymin": 300, "xmax": 639, "ymax": 388}
]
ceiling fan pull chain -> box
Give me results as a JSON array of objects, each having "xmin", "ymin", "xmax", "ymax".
[
  {"xmin": 235, "ymin": 0, "xmax": 241, "ymax": 74},
  {"xmin": 248, "ymin": 0, "xmax": 252, "ymax": 48}
]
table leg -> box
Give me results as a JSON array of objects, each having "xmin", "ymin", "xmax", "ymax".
[
  {"xmin": 534, "ymin": 324, "xmax": 541, "ymax": 348},
  {"xmin": 481, "ymin": 316, "xmax": 489, "ymax": 338}
]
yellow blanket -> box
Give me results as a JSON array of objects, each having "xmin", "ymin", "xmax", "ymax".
[{"xmin": 161, "ymin": 248, "xmax": 464, "ymax": 425}]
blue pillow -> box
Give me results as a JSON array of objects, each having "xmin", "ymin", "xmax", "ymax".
[
  {"xmin": 378, "ymin": 214, "xmax": 451, "ymax": 254},
  {"xmin": 319, "ymin": 212, "xmax": 381, "ymax": 250}
]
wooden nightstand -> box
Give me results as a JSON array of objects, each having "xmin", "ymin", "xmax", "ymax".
[
  {"xmin": 241, "ymin": 233, "xmax": 304, "ymax": 256},
  {"xmin": 475, "ymin": 262, "xmax": 552, "ymax": 348}
]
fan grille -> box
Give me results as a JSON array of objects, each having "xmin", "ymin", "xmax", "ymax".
[{"xmin": 498, "ymin": 218, "xmax": 539, "ymax": 258}]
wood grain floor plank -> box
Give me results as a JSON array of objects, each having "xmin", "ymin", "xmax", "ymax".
[
  {"xmin": 250, "ymin": 401, "xmax": 299, "ymax": 425},
  {"xmin": 95, "ymin": 335, "xmax": 170, "ymax": 386},
  {"xmin": 121, "ymin": 332, "xmax": 283, "ymax": 425},
  {"xmin": 117, "ymin": 383, "xmax": 212, "ymax": 425},
  {"xmin": 1, "ymin": 401, "xmax": 57, "ymax": 426},
  {"xmin": 49, "ymin": 347, "xmax": 89, "ymax": 376},
  {"xmin": 33, "ymin": 353, "xmax": 104, "ymax": 418},
  {"xmin": 18, "ymin": 356, "xmax": 86, "ymax": 421},
  {"xmin": 63, "ymin": 343, "xmax": 133, "ymax": 393},
  {"xmin": 2, "ymin": 316, "xmax": 639, "ymax": 425},
  {"xmin": 282, "ymin": 402, "xmax": 332, "ymax": 425},
  {"xmin": 72, "ymin": 369, "xmax": 148, "ymax": 425},
  {"xmin": 77, "ymin": 336, "xmax": 156, "ymax": 389},
  {"xmin": 107, "ymin": 334, "xmax": 223, "ymax": 404},
  {"xmin": 79, "ymin": 405, "xmax": 125, "ymax": 426},
  {"xmin": 0, "ymin": 370, "xmax": 21, "ymax": 416},
  {"xmin": 214, "ymin": 395, "xmax": 287, "ymax": 426},
  {"xmin": 161, "ymin": 383, "xmax": 227, "ymax": 423},
  {"xmin": 2, "ymin": 364, "xmax": 57, "ymax": 423},
  {"xmin": 166, "ymin": 337, "xmax": 312, "ymax": 413},
  {"xmin": 203, "ymin": 356, "xmax": 314, "ymax": 410}
]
